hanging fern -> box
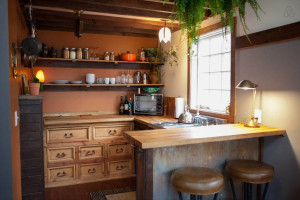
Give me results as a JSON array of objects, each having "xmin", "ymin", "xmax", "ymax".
[{"xmin": 167, "ymin": 0, "xmax": 261, "ymax": 45}]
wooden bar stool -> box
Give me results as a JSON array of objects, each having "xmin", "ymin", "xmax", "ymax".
[
  {"xmin": 171, "ymin": 167, "xmax": 223, "ymax": 200},
  {"xmin": 225, "ymin": 159, "xmax": 274, "ymax": 200}
]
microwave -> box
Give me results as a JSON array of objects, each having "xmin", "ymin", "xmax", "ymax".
[{"xmin": 134, "ymin": 94, "xmax": 163, "ymax": 116}]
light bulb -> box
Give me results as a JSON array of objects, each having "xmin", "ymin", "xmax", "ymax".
[{"xmin": 36, "ymin": 70, "xmax": 45, "ymax": 82}]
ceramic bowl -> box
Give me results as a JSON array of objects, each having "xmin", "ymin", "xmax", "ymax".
[{"xmin": 143, "ymin": 88, "xmax": 160, "ymax": 93}]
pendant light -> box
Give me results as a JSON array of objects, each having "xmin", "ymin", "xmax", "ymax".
[{"xmin": 159, "ymin": 19, "xmax": 171, "ymax": 43}]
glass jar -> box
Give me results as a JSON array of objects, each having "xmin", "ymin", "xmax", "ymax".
[
  {"xmin": 63, "ymin": 47, "xmax": 69, "ymax": 59},
  {"xmin": 83, "ymin": 48, "xmax": 89, "ymax": 59},
  {"xmin": 69, "ymin": 48, "xmax": 76, "ymax": 59},
  {"xmin": 104, "ymin": 52, "xmax": 110, "ymax": 61},
  {"xmin": 76, "ymin": 48, "xmax": 82, "ymax": 59},
  {"xmin": 110, "ymin": 52, "xmax": 115, "ymax": 61}
]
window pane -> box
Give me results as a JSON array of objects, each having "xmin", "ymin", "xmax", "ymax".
[
  {"xmin": 222, "ymin": 33, "xmax": 231, "ymax": 53},
  {"xmin": 198, "ymin": 90, "xmax": 210, "ymax": 109},
  {"xmin": 198, "ymin": 56, "xmax": 209, "ymax": 72},
  {"xmin": 210, "ymin": 90, "xmax": 222, "ymax": 111},
  {"xmin": 222, "ymin": 53, "xmax": 231, "ymax": 71},
  {"xmin": 198, "ymin": 73, "xmax": 209, "ymax": 89},
  {"xmin": 210, "ymin": 55, "xmax": 221, "ymax": 72},
  {"xmin": 199, "ymin": 39, "xmax": 209, "ymax": 56},
  {"xmin": 210, "ymin": 73, "xmax": 222, "ymax": 90},
  {"xmin": 222, "ymin": 72, "xmax": 231, "ymax": 90},
  {"xmin": 210, "ymin": 35, "xmax": 222, "ymax": 54}
]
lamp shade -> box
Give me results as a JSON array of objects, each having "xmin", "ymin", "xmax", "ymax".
[
  {"xmin": 159, "ymin": 27, "xmax": 171, "ymax": 43},
  {"xmin": 36, "ymin": 70, "xmax": 45, "ymax": 82},
  {"xmin": 236, "ymin": 80, "xmax": 258, "ymax": 89}
]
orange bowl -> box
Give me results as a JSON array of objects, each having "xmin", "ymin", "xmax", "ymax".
[{"xmin": 120, "ymin": 53, "xmax": 137, "ymax": 61}]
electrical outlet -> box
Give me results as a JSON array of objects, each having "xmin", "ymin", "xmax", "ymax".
[
  {"xmin": 254, "ymin": 109, "xmax": 262, "ymax": 124},
  {"xmin": 15, "ymin": 111, "xmax": 19, "ymax": 127}
]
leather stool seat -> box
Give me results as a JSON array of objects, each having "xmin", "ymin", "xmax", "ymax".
[
  {"xmin": 171, "ymin": 167, "xmax": 223, "ymax": 195},
  {"xmin": 225, "ymin": 159, "xmax": 274, "ymax": 183}
]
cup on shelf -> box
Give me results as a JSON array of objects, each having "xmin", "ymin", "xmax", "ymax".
[
  {"xmin": 109, "ymin": 78, "xmax": 116, "ymax": 84},
  {"xmin": 104, "ymin": 78, "xmax": 110, "ymax": 84},
  {"xmin": 86, "ymin": 73, "xmax": 95, "ymax": 84},
  {"xmin": 116, "ymin": 76, "xmax": 121, "ymax": 84},
  {"xmin": 128, "ymin": 77, "xmax": 134, "ymax": 84}
]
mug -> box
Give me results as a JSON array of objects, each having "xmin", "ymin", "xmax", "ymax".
[
  {"xmin": 109, "ymin": 78, "xmax": 116, "ymax": 84},
  {"xmin": 104, "ymin": 78, "xmax": 110, "ymax": 84},
  {"xmin": 86, "ymin": 73, "xmax": 95, "ymax": 84}
]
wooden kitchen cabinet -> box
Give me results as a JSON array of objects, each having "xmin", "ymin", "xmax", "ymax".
[{"xmin": 44, "ymin": 121, "xmax": 135, "ymax": 188}]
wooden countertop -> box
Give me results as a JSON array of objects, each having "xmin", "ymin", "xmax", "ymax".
[
  {"xmin": 124, "ymin": 124, "xmax": 286, "ymax": 149},
  {"xmin": 43, "ymin": 114, "xmax": 176, "ymax": 126}
]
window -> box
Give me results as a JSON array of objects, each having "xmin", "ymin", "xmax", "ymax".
[{"xmin": 189, "ymin": 23, "xmax": 235, "ymax": 122}]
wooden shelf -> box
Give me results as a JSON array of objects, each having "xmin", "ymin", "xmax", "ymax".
[
  {"xmin": 43, "ymin": 83, "xmax": 164, "ymax": 91},
  {"xmin": 35, "ymin": 57, "xmax": 164, "ymax": 69}
]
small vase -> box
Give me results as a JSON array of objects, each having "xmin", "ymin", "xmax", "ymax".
[
  {"xmin": 29, "ymin": 83, "xmax": 40, "ymax": 95},
  {"xmin": 149, "ymin": 70, "xmax": 159, "ymax": 84}
]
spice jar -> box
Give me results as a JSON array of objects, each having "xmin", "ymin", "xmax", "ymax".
[
  {"xmin": 104, "ymin": 52, "xmax": 110, "ymax": 61},
  {"xmin": 70, "ymin": 48, "xmax": 76, "ymax": 59},
  {"xmin": 83, "ymin": 48, "xmax": 89, "ymax": 59},
  {"xmin": 76, "ymin": 48, "xmax": 82, "ymax": 59},
  {"xmin": 110, "ymin": 52, "xmax": 115, "ymax": 61},
  {"xmin": 63, "ymin": 47, "xmax": 69, "ymax": 59}
]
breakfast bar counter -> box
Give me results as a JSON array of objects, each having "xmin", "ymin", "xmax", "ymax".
[{"xmin": 124, "ymin": 125, "xmax": 285, "ymax": 200}]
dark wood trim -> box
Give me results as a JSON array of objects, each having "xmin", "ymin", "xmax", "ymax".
[
  {"xmin": 187, "ymin": 19, "xmax": 236, "ymax": 123},
  {"xmin": 236, "ymin": 21, "xmax": 300, "ymax": 49},
  {"xmin": 135, "ymin": 147, "xmax": 153, "ymax": 200}
]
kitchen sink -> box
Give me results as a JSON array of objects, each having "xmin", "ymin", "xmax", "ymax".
[{"xmin": 151, "ymin": 115, "xmax": 226, "ymax": 129}]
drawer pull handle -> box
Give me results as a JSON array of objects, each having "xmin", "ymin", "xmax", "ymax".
[
  {"xmin": 57, "ymin": 171, "xmax": 66, "ymax": 177},
  {"xmin": 56, "ymin": 152, "xmax": 66, "ymax": 158},
  {"xmin": 108, "ymin": 130, "xmax": 117, "ymax": 135},
  {"xmin": 116, "ymin": 165, "xmax": 124, "ymax": 170},
  {"xmin": 86, "ymin": 150, "xmax": 95, "ymax": 156},
  {"xmin": 116, "ymin": 148, "xmax": 123, "ymax": 154},
  {"xmin": 88, "ymin": 168, "xmax": 96, "ymax": 174},
  {"xmin": 64, "ymin": 133, "xmax": 73, "ymax": 138}
]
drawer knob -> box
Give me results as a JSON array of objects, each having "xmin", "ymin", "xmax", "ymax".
[
  {"xmin": 57, "ymin": 171, "xmax": 66, "ymax": 177},
  {"xmin": 64, "ymin": 133, "xmax": 73, "ymax": 138},
  {"xmin": 116, "ymin": 165, "xmax": 124, "ymax": 170},
  {"xmin": 86, "ymin": 150, "xmax": 96, "ymax": 156},
  {"xmin": 88, "ymin": 168, "xmax": 96, "ymax": 174},
  {"xmin": 56, "ymin": 152, "xmax": 66, "ymax": 158},
  {"xmin": 108, "ymin": 130, "xmax": 117, "ymax": 135},
  {"xmin": 116, "ymin": 148, "xmax": 123, "ymax": 154}
]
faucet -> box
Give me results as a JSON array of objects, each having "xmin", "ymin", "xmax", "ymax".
[{"xmin": 193, "ymin": 107, "xmax": 208, "ymax": 126}]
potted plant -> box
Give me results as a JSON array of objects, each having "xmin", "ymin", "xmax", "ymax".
[
  {"xmin": 29, "ymin": 71, "xmax": 40, "ymax": 95},
  {"xmin": 166, "ymin": 0, "xmax": 261, "ymax": 45}
]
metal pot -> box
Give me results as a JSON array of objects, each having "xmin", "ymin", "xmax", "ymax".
[{"xmin": 178, "ymin": 105, "xmax": 193, "ymax": 124}]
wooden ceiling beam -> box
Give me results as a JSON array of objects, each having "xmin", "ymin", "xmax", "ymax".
[{"xmin": 19, "ymin": 0, "xmax": 175, "ymax": 20}]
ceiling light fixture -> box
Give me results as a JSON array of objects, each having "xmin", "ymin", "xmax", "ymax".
[
  {"xmin": 75, "ymin": 10, "xmax": 84, "ymax": 38},
  {"xmin": 159, "ymin": 19, "xmax": 171, "ymax": 43}
]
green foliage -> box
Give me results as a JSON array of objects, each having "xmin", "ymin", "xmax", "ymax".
[{"xmin": 166, "ymin": 0, "xmax": 261, "ymax": 45}]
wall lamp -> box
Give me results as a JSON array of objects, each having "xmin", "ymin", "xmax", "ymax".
[{"xmin": 236, "ymin": 80, "xmax": 260, "ymax": 128}]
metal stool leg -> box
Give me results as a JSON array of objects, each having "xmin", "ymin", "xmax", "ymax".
[
  {"xmin": 178, "ymin": 191, "xmax": 183, "ymax": 200},
  {"xmin": 190, "ymin": 194, "xmax": 196, "ymax": 200},
  {"xmin": 196, "ymin": 195, "xmax": 203, "ymax": 200},
  {"xmin": 213, "ymin": 193, "xmax": 219, "ymax": 200},
  {"xmin": 229, "ymin": 178, "xmax": 237, "ymax": 200},
  {"xmin": 244, "ymin": 182, "xmax": 248, "ymax": 200},
  {"xmin": 248, "ymin": 183, "xmax": 252, "ymax": 200},
  {"xmin": 262, "ymin": 183, "xmax": 270, "ymax": 200}
]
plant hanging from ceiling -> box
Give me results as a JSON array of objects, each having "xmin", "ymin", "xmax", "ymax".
[{"xmin": 167, "ymin": 0, "xmax": 261, "ymax": 45}]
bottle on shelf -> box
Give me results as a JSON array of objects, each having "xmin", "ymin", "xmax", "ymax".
[
  {"xmin": 119, "ymin": 96, "xmax": 124, "ymax": 115},
  {"xmin": 129, "ymin": 98, "xmax": 133, "ymax": 115},
  {"xmin": 124, "ymin": 96, "xmax": 129, "ymax": 115},
  {"xmin": 140, "ymin": 47, "xmax": 146, "ymax": 62}
]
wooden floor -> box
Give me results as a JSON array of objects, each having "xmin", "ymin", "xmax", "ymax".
[
  {"xmin": 45, "ymin": 177, "xmax": 136, "ymax": 200},
  {"xmin": 106, "ymin": 192, "xmax": 136, "ymax": 200}
]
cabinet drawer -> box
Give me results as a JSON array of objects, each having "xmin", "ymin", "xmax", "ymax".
[
  {"xmin": 79, "ymin": 145, "xmax": 104, "ymax": 160},
  {"xmin": 94, "ymin": 124, "xmax": 131, "ymax": 139},
  {"xmin": 47, "ymin": 166, "xmax": 75, "ymax": 183},
  {"xmin": 108, "ymin": 160, "xmax": 132, "ymax": 175},
  {"xmin": 46, "ymin": 127, "xmax": 90, "ymax": 143},
  {"xmin": 79, "ymin": 163, "xmax": 105, "ymax": 179},
  {"xmin": 108, "ymin": 144, "xmax": 131, "ymax": 157},
  {"xmin": 47, "ymin": 147, "xmax": 75, "ymax": 162}
]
